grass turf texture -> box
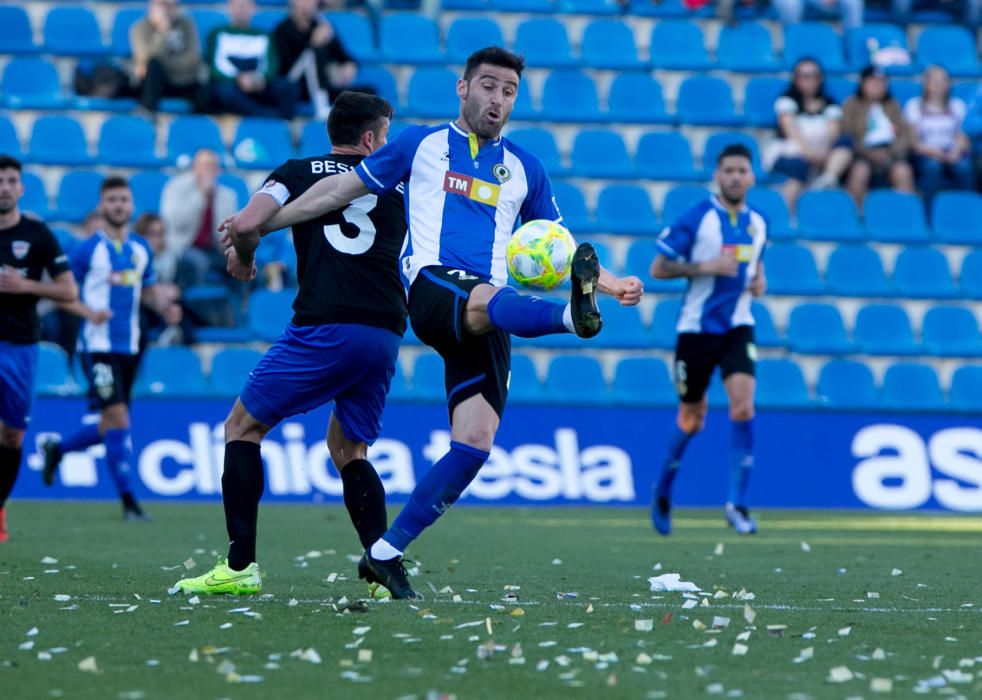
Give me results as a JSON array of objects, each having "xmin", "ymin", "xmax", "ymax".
[{"xmin": 1, "ymin": 503, "xmax": 981, "ymax": 699}]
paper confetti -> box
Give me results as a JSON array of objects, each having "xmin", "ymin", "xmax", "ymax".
[
  {"xmin": 635, "ymin": 619, "xmax": 653, "ymax": 632},
  {"xmin": 648, "ymin": 573, "xmax": 701, "ymax": 592},
  {"xmin": 871, "ymin": 678, "xmax": 893, "ymax": 693},
  {"xmin": 78, "ymin": 657, "xmax": 98, "ymax": 673},
  {"xmin": 891, "ymin": 568, "xmax": 903, "ymax": 576},
  {"xmin": 794, "ymin": 647, "xmax": 814, "ymax": 664},
  {"xmin": 712, "ymin": 616, "xmax": 730, "ymax": 629},
  {"xmin": 714, "ymin": 543, "xmax": 724, "ymax": 556},
  {"xmin": 800, "ymin": 542, "xmax": 811, "ymax": 552},
  {"xmin": 732, "ymin": 644, "xmax": 749, "ymax": 656},
  {"xmin": 585, "ymin": 603, "xmax": 593, "ymax": 614},
  {"xmin": 183, "ymin": 558, "xmax": 196, "ymax": 570},
  {"xmin": 682, "ymin": 599, "xmax": 698, "ymax": 610},
  {"xmin": 838, "ymin": 627, "xmax": 852, "ymax": 637},
  {"xmin": 288, "ymin": 598, "xmax": 298, "ymax": 607},
  {"xmin": 828, "ymin": 666, "xmax": 854, "ymax": 683},
  {"xmin": 173, "ymin": 620, "xmax": 190, "ymax": 627},
  {"xmin": 41, "ymin": 556, "xmax": 58, "ymax": 564},
  {"xmin": 53, "ymin": 594, "xmax": 70, "ymax": 602},
  {"xmin": 767, "ymin": 625, "xmax": 787, "ymax": 637},
  {"xmin": 736, "ymin": 631, "xmax": 751, "ymax": 642},
  {"xmin": 357, "ymin": 650, "xmax": 373, "ymax": 662},
  {"xmin": 743, "ymin": 605, "xmax": 756, "ymax": 624},
  {"xmin": 872, "ymin": 648, "xmax": 886, "ymax": 660},
  {"xmin": 352, "ymin": 626, "xmax": 370, "ymax": 636},
  {"xmin": 300, "ymin": 648, "xmax": 322, "ymax": 664},
  {"xmin": 27, "ymin": 627, "xmax": 38, "ymax": 637}
]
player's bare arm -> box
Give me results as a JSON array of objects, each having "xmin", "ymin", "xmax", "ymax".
[
  {"xmin": 651, "ymin": 252, "xmax": 739, "ymax": 279},
  {"xmin": 0, "ymin": 267, "xmax": 77, "ymax": 302},
  {"xmin": 141, "ymin": 285, "xmax": 182, "ymax": 325},
  {"xmin": 598, "ymin": 267, "xmax": 644, "ymax": 306},
  {"xmin": 264, "ymin": 170, "xmax": 369, "ymax": 233},
  {"xmin": 750, "ymin": 261, "xmax": 766, "ymax": 297},
  {"xmin": 220, "ymin": 192, "xmax": 283, "ymax": 266},
  {"xmin": 57, "ymin": 299, "xmax": 112, "ymax": 325}
]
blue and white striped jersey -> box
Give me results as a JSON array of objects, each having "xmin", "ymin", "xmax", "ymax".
[
  {"xmin": 355, "ymin": 122, "xmax": 562, "ymax": 287},
  {"xmin": 71, "ymin": 231, "xmax": 156, "ymax": 355},
  {"xmin": 656, "ymin": 197, "xmax": 767, "ymax": 335}
]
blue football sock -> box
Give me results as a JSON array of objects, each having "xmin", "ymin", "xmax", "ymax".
[
  {"xmin": 60, "ymin": 423, "xmax": 101, "ymax": 454},
  {"xmin": 656, "ymin": 425, "xmax": 695, "ymax": 500},
  {"xmin": 104, "ymin": 428, "xmax": 135, "ymax": 497},
  {"xmin": 383, "ymin": 441, "xmax": 490, "ymax": 553},
  {"xmin": 486, "ymin": 287, "xmax": 568, "ymax": 338},
  {"xmin": 728, "ymin": 419, "xmax": 754, "ymax": 507}
]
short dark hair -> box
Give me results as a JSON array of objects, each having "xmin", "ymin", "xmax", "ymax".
[
  {"xmin": 463, "ymin": 46, "xmax": 525, "ymax": 82},
  {"xmin": 0, "ymin": 154, "xmax": 22, "ymax": 172},
  {"xmin": 717, "ymin": 144, "xmax": 753, "ymax": 166},
  {"xmin": 327, "ymin": 91, "xmax": 394, "ymax": 147},
  {"xmin": 100, "ymin": 175, "xmax": 130, "ymax": 194},
  {"xmin": 134, "ymin": 212, "xmax": 162, "ymax": 236}
]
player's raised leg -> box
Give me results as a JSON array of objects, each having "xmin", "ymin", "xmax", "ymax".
[
  {"xmin": 0, "ymin": 425, "xmax": 26, "ymax": 543},
  {"xmin": 723, "ymin": 371, "xmax": 757, "ymax": 534},
  {"xmin": 652, "ymin": 397, "xmax": 705, "ymax": 535}
]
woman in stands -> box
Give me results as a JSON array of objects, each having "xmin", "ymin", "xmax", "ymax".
[
  {"xmin": 766, "ymin": 58, "xmax": 854, "ymax": 213},
  {"xmin": 903, "ymin": 65, "xmax": 975, "ymax": 209},
  {"xmin": 841, "ymin": 65, "xmax": 915, "ymax": 211}
]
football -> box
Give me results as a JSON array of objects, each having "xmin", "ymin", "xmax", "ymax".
[{"xmin": 506, "ymin": 219, "xmax": 577, "ymax": 291}]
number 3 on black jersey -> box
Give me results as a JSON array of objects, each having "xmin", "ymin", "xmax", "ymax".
[{"xmin": 324, "ymin": 194, "xmax": 378, "ymax": 255}]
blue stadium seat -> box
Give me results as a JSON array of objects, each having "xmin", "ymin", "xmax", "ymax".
[
  {"xmin": 551, "ymin": 181, "xmax": 592, "ymax": 233},
  {"xmin": 961, "ymin": 251, "xmax": 982, "ymax": 299},
  {"xmin": 595, "ymin": 185, "xmax": 658, "ymax": 236},
  {"xmin": 511, "ymin": 80, "xmax": 538, "ymax": 121},
  {"xmin": 612, "ymin": 357, "xmax": 676, "ymax": 406},
  {"xmin": 44, "ymin": 7, "xmax": 106, "ymax": 56},
  {"xmin": 380, "ymin": 15, "xmax": 442, "ymax": 63},
  {"xmin": 571, "ymin": 130, "xmax": 635, "ymax": 178},
  {"xmin": 35, "ymin": 343, "xmax": 76, "ymax": 396},
  {"xmin": 133, "ymin": 347, "xmax": 209, "ymax": 397},
  {"xmin": 545, "ymin": 355, "xmax": 608, "ymax": 403},
  {"xmin": 845, "ymin": 24, "xmax": 911, "ymax": 71},
  {"xmin": 167, "ymin": 116, "xmax": 224, "ymax": 163},
  {"xmin": 509, "ymin": 354, "xmax": 545, "ymax": 403},
  {"xmin": 233, "ymin": 118, "xmax": 294, "ymax": 169},
  {"xmin": 661, "ymin": 185, "xmax": 710, "ymax": 225},
  {"xmin": 581, "ymin": 19, "xmax": 643, "ymax": 69},
  {"xmin": 635, "ymin": 132, "xmax": 698, "ymax": 181},
  {"xmin": 762, "ymin": 244, "xmax": 824, "ymax": 295},
  {"xmin": 853, "ymin": 304, "xmax": 921, "ymax": 355},
  {"xmin": 649, "ymin": 21, "xmax": 711, "ymax": 70},
  {"xmin": 189, "ymin": 10, "xmax": 226, "ymax": 52},
  {"xmin": 952, "ymin": 82, "xmax": 976, "ymax": 106},
  {"xmin": 882, "ymin": 363, "xmax": 945, "ymax": 410},
  {"xmin": 0, "ymin": 116, "xmax": 23, "ymax": 160},
  {"xmin": 1, "ymin": 58, "xmax": 64, "ymax": 109},
  {"xmin": 513, "ymin": 18, "xmax": 575, "ymax": 68},
  {"xmin": 756, "ymin": 359, "xmax": 811, "ymax": 408},
  {"xmin": 825, "ymin": 245, "xmax": 893, "ymax": 297},
  {"xmin": 97, "ymin": 116, "xmax": 160, "ymax": 167},
  {"xmin": 916, "ymin": 26, "xmax": 980, "ymax": 77},
  {"xmin": 892, "ymin": 247, "xmax": 957, "ymax": 299},
  {"xmin": 743, "ymin": 77, "xmax": 785, "ymax": 128},
  {"xmin": 950, "ymin": 366, "xmax": 982, "ymax": 411},
  {"xmin": 607, "ymin": 74, "xmax": 670, "ymax": 124},
  {"xmin": 20, "ymin": 171, "xmax": 51, "ymax": 219},
  {"xmin": 787, "ymin": 303, "xmax": 853, "ymax": 354},
  {"xmin": 624, "ymin": 239, "xmax": 686, "ymax": 294},
  {"xmin": 357, "ymin": 66, "xmax": 399, "ymax": 109},
  {"xmin": 816, "ymin": 360, "xmax": 880, "ymax": 409},
  {"xmin": 28, "ymin": 116, "xmax": 91, "ymax": 166},
  {"xmin": 702, "ymin": 131, "xmax": 763, "ymax": 177},
  {"xmin": 557, "ymin": 0, "xmax": 622, "ymax": 13},
  {"xmin": 676, "ymin": 76, "xmax": 740, "ymax": 126},
  {"xmin": 717, "ymin": 23, "xmax": 779, "ymax": 72},
  {"xmin": 752, "ymin": 301, "xmax": 784, "ymax": 348},
  {"xmin": 210, "ymin": 348, "xmax": 264, "ymax": 397},
  {"xmin": 130, "ymin": 171, "xmax": 167, "ymax": 218},
  {"xmin": 252, "ymin": 10, "xmax": 286, "ymax": 33},
  {"xmin": 540, "ymin": 70, "xmax": 601, "ymax": 122},
  {"xmin": 0, "ymin": 6, "xmax": 35, "ymax": 54},
  {"xmin": 411, "ymin": 353, "xmax": 446, "ymax": 402},
  {"xmin": 651, "ymin": 298, "xmax": 681, "ymax": 349},
  {"xmin": 932, "ymin": 191, "xmax": 982, "ymax": 244},
  {"xmin": 596, "ymin": 298, "xmax": 650, "ymax": 348},
  {"xmin": 248, "ymin": 290, "xmax": 294, "ymax": 342},
  {"xmin": 796, "ymin": 190, "xmax": 863, "ymax": 241},
  {"xmin": 824, "ymin": 77, "xmax": 858, "ymax": 105},
  {"xmin": 784, "ymin": 23, "xmax": 847, "ymax": 72},
  {"xmin": 300, "ymin": 120, "xmax": 331, "ymax": 156},
  {"xmin": 407, "ymin": 68, "xmax": 458, "ymax": 119},
  {"xmin": 326, "ymin": 12, "xmax": 378, "ymax": 64},
  {"xmin": 220, "ymin": 173, "xmax": 251, "ymax": 209},
  {"xmin": 887, "ymin": 78, "xmax": 920, "ymax": 106},
  {"xmin": 491, "ymin": 0, "xmax": 554, "ymax": 10},
  {"xmin": 56, "ymin": 171, "xmax": 103, "ymax": 223},
  {"xmin": 747, "ymin": 187, "xmax": 793, "ymax": 239},
  {"xmin": 507, "ymin": 128, "xmax": 566, "ymax": 176},
  {"xmin": 922, "ymin": 306, "xmax": 982, "ymax": 357},
  {"xmin": 865, "ymin": 191, "xmax": 930, "ymax": 242},
  {"xmin": 446, "ymin": 18, "xmax": 504, "ymax": 64}
]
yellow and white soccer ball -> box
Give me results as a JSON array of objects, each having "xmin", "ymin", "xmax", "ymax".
[{"xmin": 506, "ymin": 219, "xmax": 577, "ymax": 291}]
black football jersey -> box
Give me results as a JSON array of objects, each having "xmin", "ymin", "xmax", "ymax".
[
  {"xmin": 259, "ymin": 154, "xmax": 408, "ymax": 335},
  {"xmin": 0, "ymin": 215, "xmax": 70, "ymax": 344}
]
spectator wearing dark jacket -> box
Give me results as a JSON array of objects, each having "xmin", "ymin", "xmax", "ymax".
[{"xmin": 130, "ymin": 0, "xmax": 207, "ymax": 112}]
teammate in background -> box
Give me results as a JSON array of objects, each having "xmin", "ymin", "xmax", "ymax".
[
  {"xmin": 41, "ymin": 177, "xmax": 181, "ymax": 520},
  {"xmin": 0, "ymin": 155, "xmax": 78, "ymax": 542},
  {"xmin": 649, "ymin": 144, "xmax": 768, "ymax": 536},
  {"xmin": 175, "ymin": 92, "xmax": 406, "ymax": 595},
  {"xmin": 236, "ymin": 47, "xmax": 644, "ymax": 599}
]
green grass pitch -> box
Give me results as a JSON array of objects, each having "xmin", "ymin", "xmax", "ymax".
[{"xmin": 2, "ymin": 502, "xmax": 981, "ymax": 699}]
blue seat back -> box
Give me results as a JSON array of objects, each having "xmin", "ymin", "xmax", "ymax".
[
  {"xmin": 210, "ymin": 348, "xmax": 265, "ymax": 397},
  {"xmin": 817, "ymin": 360, "xmax": 879, "ymax": 409},
  {"xmin": 882, "ymin": 363, "xmax": 945, "ymax": 410}
]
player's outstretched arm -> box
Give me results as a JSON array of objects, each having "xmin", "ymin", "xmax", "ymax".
[
  {"xmin": 598, "ymin": 266, "xmax": 643, "ymax": 306},
  {"xmin": 219, "ymin": 192, "xmax": 284, "ymax": 269},
  {"xmin": 0, "ymin": 267, "xmax": 77, "ymax": 303},
  {"xmin": 56, "ymin": 299, "xmax": 111, "ymax": 324},
  {"xmin": 141, "ymin": 285, "xmax": 182, "ymax": 325},
  {"xmin": 263, "ymin": 170, "xmax": 369, "ymax": 233},
  {"xmin": 749, "ymin": 261, "xmax": 766, "ymax": 297},
  {"xmin": 651, "ymin": 252, "xmax": 739, "ymax": 280}
]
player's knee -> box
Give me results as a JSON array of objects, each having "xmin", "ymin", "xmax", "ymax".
[
  {"xmin": 729, "ymin": 402, "xmax": 755, "ymax": 422},
  {"xmin": 0, "ymin": 427, "xmax": 25, "ymax": 449},
  {"xmin": 678, "ymin": 409, "xmax": 706, "ymax": 435},
  {"xmin": 101, "ymin": 404, "xmax": 129, "ymax": 431},
  {"xmin": 454, "ymin": 425, "xmax": 495, "ymax": 453},
  {"xmin": 327, "ymin": 430, "xmax": 368, "ymax": 470}
]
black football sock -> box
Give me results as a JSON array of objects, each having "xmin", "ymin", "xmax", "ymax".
[
  {"xmin": 340, "ymin": 459, "xmax": 388, "ymax": 549},
  {"xmin": 223, "ymin": 441, "xmax": 265, "ymax": 571},
  {"xmin": 121, "ymin": 491, "xmax": 142, "ymax": 514},
  {"xmin": 0, "ymin": 446, "xmax": 23, "ymax": 508}
]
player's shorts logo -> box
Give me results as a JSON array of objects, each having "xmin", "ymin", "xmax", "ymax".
[
  {"xmin": 492, "ymin": 163, "xmax": 511, "ymax": 184},
  {"xmin": 447, "ymin": 269, "xmax": 479, "ymax": 281},
  {"xmin": 11, "ymin": 240, "xmax": 30, "ymax": 259},
  {"xmin": 746, "ymin": 343, "xmax": 757, "ymax": 361}
]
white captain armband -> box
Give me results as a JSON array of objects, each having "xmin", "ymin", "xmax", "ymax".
[{"xmin": 258, "ymin": 179, "xmax": 290, "ymax": 206}]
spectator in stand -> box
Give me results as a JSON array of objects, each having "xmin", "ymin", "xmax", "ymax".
[
  {"xmin": 772, "ymin": 0, "xmax": 865, "ymax": 30},
  {"xmin": 207, "ymin": 0, "xmax": 298, "ymax": 119},
  {"xmin": 903, "ymin": 65, "xmax": 975, "ymax": 207},
  {"xmin": 841, "ymin": 66, "xmax": 914, "ymax": 209},
  {"xmin": 80, "ymin": 211, "xmax": 104, "ymax": 239},
  {"xmin": 160, "ymin": 149, "xmax": 238, "ymax": 290},
  {"xmin": 766, "ymin": 59, "xmax": 854, "ymax": 213},
  {"xmin": 135, "ymin": 212, "xmax": 185, "ymax": 345},
  {"xmin": 891, "ymin": 0, "xmax": 980, "ymax": 27},
  {"xmin": 963, "ymin": 85, "xmax": 982, "ymax": 185},
  {"xmin": 130, "ymin": 0, "xmax": 207, "ymax": 113}
]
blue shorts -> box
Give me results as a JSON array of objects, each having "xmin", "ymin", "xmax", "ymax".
[
  {"xmin": 0, "ymin": 341, "xmax": 39, "ymax": 431},
  {"xmin": 240, "ymin": 323, "xmax": 400, "ymax": 444}
]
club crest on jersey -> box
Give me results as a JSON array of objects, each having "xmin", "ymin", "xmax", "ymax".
[
  {"xmin": 442, "ymin": 171, "xmax": 500, "ymax": 207},
  {"xmin": 492, "ymin": 163, "xmax": 511, "ymax": 184},
  {"xmin": 11, "ymin": 240, "xmax": 29, "ymax": 259}
]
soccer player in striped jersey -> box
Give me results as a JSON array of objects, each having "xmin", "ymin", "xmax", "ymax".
[
  {"xmin": 41, "ymin": 176, "xmax": 181, "ymax": 520},
  {"xmin": 649, "ymin": 144, "xmax": 768, "ymax": 536}
]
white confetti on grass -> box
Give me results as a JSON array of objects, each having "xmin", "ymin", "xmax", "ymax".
[
  {"xmin": 732, "ymin": 644, "xmax": 749, "ymax": 657},
  {"xmin": 838, "ymin": 627, "xmax": 852, "ymax": 637},
  {"xmin": 173, "ymin": 620, "xmax": 190, "ymax": 627},
  {"xmin": 77, "ymin": 657, "xmax": 98, "ymax": 673},
  {"xmin": 635, "ymin": 619, "xmax": 653, "ymax": 632},
  {"xmin": 871, "ymin": 678, "xmax": 893, "ymax": 693},
  {"xmin": 41, "ymin": 556, "xmax": 58, "ymax": 564},
  {"xmin": 27, "ymin": 627, "xmax": 38, "ymax": 637},
  {"xmin": 743, "ymin": 605, "xmax": 756, "ymax": 624},
  {"xmin": 793, "ymin": 647, "xmax": 814, "ymax": 664},
  {"xmin": 891, "ymin": 568, "xmax": 903, "ymax": 576},
  {"xmin": 183, "ymin": 558, "xmax": 196, "ymax": 570},
  {"xmin": 53, "ymin": 594, "xmax": 70, "ymax": 602},
  {"xmin": 828, "ymin": 666, "xmax": 854, "ymax": 683},
  {"xmin": 800, "ymin": 542, "xmax": 811, "ymax": 552}
]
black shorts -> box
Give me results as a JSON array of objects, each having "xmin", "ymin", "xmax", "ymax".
[
  {"xmin": 81, "ymin": 352, "xmax": 140, "ymax": 409},
  {"xmin": 673, "ymin": 326, "xmax": 756, "ymax": 404},
  {"xmin": 409, "ymin": 266, "xmax": 511, "ymax": 420}
]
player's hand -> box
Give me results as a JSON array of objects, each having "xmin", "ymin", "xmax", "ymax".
[
  {"xmin": 0, "ymin": 265, "xmax": 30, "ymax": 293},
  {"xmin": 225, "ymin": 246, "xmax": 257, "ymax": 282},
  {"xmin": 89, "ymin": 309, "xmax": 113, "ymax": 325},
  {"xmin": 609, "ymin": 275, "xmax": 644, "ymax": 306},
  {"xmin": 701, "ymin": 252, "xmax": 739, "ymax": 278},
  {"xmin": 219, "ymin": 216, "xmax": 237, "ymax": 238},
  {"xmin": 749, "ymin": 263, "xmax": 766, "ymax": 297}
]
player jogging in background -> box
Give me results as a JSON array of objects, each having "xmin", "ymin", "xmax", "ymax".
[
  {"xmin": 649, "ymin": 143, "xmax": 768, "ymax": 536},
  {"xmin": 0, "ymin": 154, "xmax": 78, "ymax": 542},
  {"xmin": 41, "ymin": 176, "xmax": 181, "ymax": 520},
  {"xmin": 175, "ymin": 92, "xmax": 406, "ymax": 596},
  {"xmin": 240, "ymin": 47, "xmax": 644, "ymax": 599}
]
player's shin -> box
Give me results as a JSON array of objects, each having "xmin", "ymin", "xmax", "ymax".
[
  {"xmin": 486, "ymin": 287, "xmax": 570, "ymax": 337},
  {"xmin": 340, "ymin": 458, "xmax": 388, "ymax": 549},
  {"xmin": 376, "ymin": 441, "xmax": 489, "ymax": 556},
  {"xmin": 59, "ymin": 423, "xmax": 102, "ymax": 454},
  {"xmin": 104, "ymin": 429, "xmax": 142, "ymax": 513},
  {"xmin": 728, "ymin": 419, "xmax": 754, "ymax": 507},
  {"xmin": 0, "ymin": 445, "xmax": 23, "ymax": 507},
  {"xmin": 223, "ymin": 440, "xmax": 265, "ymax": 571},
  {"xmin": 656, "ymin": 426, "xmax": 694, "ymax": 500}
]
